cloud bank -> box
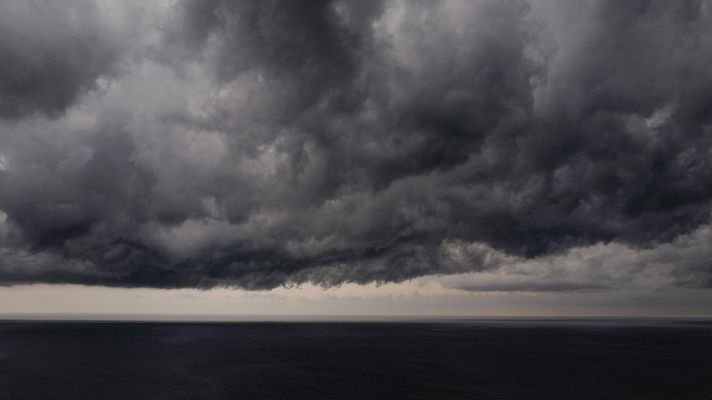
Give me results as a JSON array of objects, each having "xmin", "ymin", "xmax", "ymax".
[{"xmin": 1, "ymin": 0, "xmax": 711, "ymax": 291}]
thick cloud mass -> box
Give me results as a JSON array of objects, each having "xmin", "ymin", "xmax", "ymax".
[
  {"xmin": 0, "ymin": 1, "xmax": 121, "ymax": 119},
  {"xmin": 1, "ymin": 0, "xmax": 712, "ymax": 290}
]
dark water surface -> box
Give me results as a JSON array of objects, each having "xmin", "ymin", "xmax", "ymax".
[{"xmin": 1, "ymin": 319, "xmax": 711, "ymax": 399}]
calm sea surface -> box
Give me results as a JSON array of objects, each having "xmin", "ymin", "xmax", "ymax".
[{"xmin": 1, "ymin": 319, "xmax": 711, "ymax": 399}]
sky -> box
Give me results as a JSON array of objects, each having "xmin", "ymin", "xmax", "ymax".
[{"xmin": 1, "ymin": 0, "xmax": 712, "ymax": 318}]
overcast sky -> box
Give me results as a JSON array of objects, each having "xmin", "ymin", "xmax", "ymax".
[{"xmin": 1, "ymin": 0, "xmax": 712, "ymax": 317}]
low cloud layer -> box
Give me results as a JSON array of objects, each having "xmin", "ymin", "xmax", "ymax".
[{"xmin": 1, "ymin": 0, "xmax": 712, "ymax": 291}]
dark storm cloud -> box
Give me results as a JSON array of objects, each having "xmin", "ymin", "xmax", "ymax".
[
  {"xmin": 1, "ymin": 0, "xmax": 712, "ymax": 290},
  {"xmin": 0, "ymin": 1, "xmax": 122, "ymax": 119}
]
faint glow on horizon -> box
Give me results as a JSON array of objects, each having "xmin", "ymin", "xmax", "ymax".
[{"xmin": 1, "ymin": 280, "xmax": 712, "ymax": 319}]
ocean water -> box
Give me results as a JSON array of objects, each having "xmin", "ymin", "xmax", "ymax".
[{"xmin": 1, "ymin": 319, "xmax": 711, "ymax": 399}]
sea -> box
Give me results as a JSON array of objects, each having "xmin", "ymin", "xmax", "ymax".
[{"xmin": 1, "ymin": 318, "xmax": 711, "ymax": 399}]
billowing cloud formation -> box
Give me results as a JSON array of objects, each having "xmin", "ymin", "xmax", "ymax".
[
  {"xmin": 0, "ymin": 0, "xmax": 123, "ymax": 119},
  {"xmin": 1, "ymin": 0, "xmax": 712, "ymax": 291},
  {"xmin": 441, "ymin": 223, "xmax": 712, "ymax": 292}
]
